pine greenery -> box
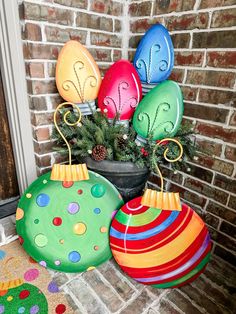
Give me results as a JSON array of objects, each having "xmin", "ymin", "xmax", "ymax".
[{"xmin": 52, "ymin": 108, "xmax": 197, "ymax": 172}]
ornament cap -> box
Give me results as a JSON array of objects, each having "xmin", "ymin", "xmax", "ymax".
[
  {"xmin": 141, "ymin": 189, "xmax": 181, "ymax": 211},
  {"xmin": 0, "ymin": 278, "xmax": 23, "ymax": 291},
  {"xmin": 50, "ymin": 164, "xmax": 89, "ymax": 181}
]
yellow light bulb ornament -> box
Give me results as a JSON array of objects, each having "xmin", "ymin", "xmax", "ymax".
[
  {"xmin": 141, "ymin": 138, "xmax": 183, "ymax": 211},
  {"xmin": 56, "ymin": 40, "xmax": 102, "ymax": 115}
]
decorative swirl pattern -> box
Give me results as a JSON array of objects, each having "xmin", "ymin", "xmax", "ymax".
[
  {"xmin": 135, "ymin": 43, "xmax": 169, "ymax": 83},
  {"xmin": 103, "ymin": 81, "xmax": 138, "ymax": 115},
  {"xmin": 62, "ymin": 60, "xmax": 97, "ymax": 103}
]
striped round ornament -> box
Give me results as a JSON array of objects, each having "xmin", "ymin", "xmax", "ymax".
[{"xmin": 110, "ymin": 197, "xmax": 211, "ymax": 288}]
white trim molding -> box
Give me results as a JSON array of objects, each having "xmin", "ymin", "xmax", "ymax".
[{"xmin": 0, "ymin": 0, "xmax": 37, "ymax": 194}]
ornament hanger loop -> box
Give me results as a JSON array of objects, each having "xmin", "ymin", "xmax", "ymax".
[
  {"xmin": 153, "ymin": 138, "xmax": 183, "ymax": 192},
  {"xmin": 54, "ymin": 102, "xmax": 82, "ymax": 165}
]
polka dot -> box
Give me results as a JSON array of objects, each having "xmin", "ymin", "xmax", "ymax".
[
  {"xmin": 34, "ymin": 219, "xmax": 39, "ymax": 224},
  {"xmin": 77, "ymin": 189, "xmax": 83, "ymax": 195},
  {"xmin": 93, "ymin": 208, "xmax": 101, "ymax": 214},
  {"xmin": 111, "ymin": 210, "xmax": 118, "ymax": 219},
  {"xmin": 19, "ymin": 290, "xmax": 30, "ymax": 299},
  {"xmin": 34, "ymin": 234, "xmax": 48, "ymax": 247},
  {"xmin": 48, "ymin": 281, "xmax": 59, "ymax": 293},
  {"xmin": 53, "ymin": 217, "xmax": 62, "ymax": 226},
  {"xmin": 0, "ymin": 250, "xmax": 6, "ymax": 260},
  {"xmin": 26, "ymin": 193, "xmax": 32, "ymax": 198},
  {"xmin": 18, "ymin": 307, "xmax": 25, "ymax": 313},
  {"xmin": 24, "ymin": 269, "xmax": 39, "ymax": 282},
  {"xmin": 68, "ymin": 251, "xmax": 81, "ymax": 263},
  {"xmin": 67, "ymin": 202, "xmax": 80, "ymax": 214},
  {"xmin": 59, "ymin": 239, "xmax": 64, "ymax": 244},
  {"xmin": 100, "ymin": 226, "xmax": 107, "ymax": 233},
  {"xmin": 16, "ymin": 208, "xmax": 24, "ymax": 221},
  {"xmin": 19, "ymin": 236, "xmax": 24, "ymax": 245},
  {"xmin": 73, "ymin": 222, "xmax": 87, "ymax": 235},
  {"xmin": 36, "ymin": 193, "xmax": 50, "ymax": 207},
  {"xmin": 54, "ymin": 260, "xmax": 61, "ymax": 266},
  {"xmin": 43, "ymin": 179, "xmax": 47, "ymax": 184},
  {"xmin": 0, "ymin": 305, "xmax": 4, "ymax": 314},
  {"xmin": 30, "ymin": 305, "xmax": 39, "ymax": 314},
  {"xmin": 7, "ymin": 296, "xmax": 13, "ymax": 301},
  {"xmin": 62, "ymin": 181, "xmax": 74, "ymax": 188},
  {"xmin": 0, "ymin": 290, "xmax": 8, "ymax": 297},
  {"xmin": 39, "ymin": 261, "xmax": 47, "ymax": 268},
  {"xmin": 55, "ymin": 304, "xmax": 66, "ymax": 314},
  {"xmin": 91, "ymin": 184, "xmax": 106, "ymax": 198},
  {"xmin": 87, "ymin": 266, "xmax": 95, "ymax": 271},
  {"xmin": 94, "ymin": 246, "xmax": 99, "ymax": 251}
]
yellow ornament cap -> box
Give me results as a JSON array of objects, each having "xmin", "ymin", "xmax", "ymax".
[
  {"xmin": 50, "ymin": 164, "xmax": 89, "ymax": 182},
  {"xmin": 141, "ymin": 189, "xmax": 181, "ymax": 211}
]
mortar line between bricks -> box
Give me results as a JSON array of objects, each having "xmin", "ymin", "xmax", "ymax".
[
  {"xmin": 183, "ymin": 99, "xmax": 234, "ymax": 110},
  {"xmin": 142, "ymin": 290, "xmax": 170, "ymax": 314},
  {"xmin": 174, "ymin": 65, "xmax": 236, "ymax": 73},
  {"xmin": 195, "ymin": 134, "xmax": 236, "ymax": 148},
  {"xmin": 61, "ymin": 285, "xmax": 88, "ymax": 314},
  {"xmin": 115, "ymin": 287, "xmax": 146, "ymax": 314},
  {"xmin": 161, "ymin": 296, "xmax": 186, "ymax": 314},
  {"xmin": 199, "ymin": 272, "xmax": 236, "ymax": 294},
  {"xmin": 24, "ymin": 0, "xmax": 124, "ymax": 20},
  {"xmin": 174, "ymin": 288, "xmax": 207, "ymax": 313},
  {"xmin": 183, "ymin": 115, "xmax": 236, "ymax": 129},
  {"xmin": 129, "ymin": 48, "xmax": 236, "ymax": 52},
  {"xmin": 212, "ymin": 241, "xmax": 236, "ymax": 260}
]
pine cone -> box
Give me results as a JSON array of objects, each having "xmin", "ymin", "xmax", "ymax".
[
  {"xmin": 92, "ymin": 145, "xmax": 107, "ymax": 161},
  {"xmin": 117, "ymin": 136, "xmax": 126, "ymax": 149}
]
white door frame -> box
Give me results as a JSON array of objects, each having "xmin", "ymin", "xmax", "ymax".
[{"xmin": 0, "ymin": 0, "xmax": 37, "ymax": 194}]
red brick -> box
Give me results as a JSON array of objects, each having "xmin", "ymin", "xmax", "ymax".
[
  {"xmin": 130, "ymin": 18, "xmax": 164, "ymax": 33},
  {"xmin": 129, "ymin": 1, "xmax": 152, "ymax": 17},
  {"xmin": 113, "ymin": 49, "xmax": 122, "ymax": 61},
  {"xmin": 214, "ymin": 174, "xmax": 236, "ymax": 194},
  {"xmin": 128, "ymin": 50, "xmax": 135, "ymax": 61},
  {"xmin": 229, "ymin": 111, "xmax": 236, "ymax": 126},
  {"xmin": 196, "ymin": 122, "xmax": 236, "ymax": 144},
  {"xmin": 114, "ymin": 19, "xmax": 121, "ymax": 32},
  {"xmin": 184, "ymin": 163, "xmax": 213, "ymax": 183},
  {"xmin": 90, "ymin": 48, "xmax": 112, "ymax": 62},
  {"xmin": 166, "ymin": 13, "xmax": 208, "ymax": 31},
  {"xmin": 209, "ymin": 226, "xmax": 236, "ymax": 252},
  {"xmin": 194, "ymin": 153, "xmax": 234, "ymax": 176},
  {"xmin": 169, "ymin": 68, "xmax": 184, "ymax": 83},
  {"xmin": 28, "ymin": 80, "xmax": 57, "ymax": 95},
  {"xmin": 211, "ymin": 8, "xmax": 236, "ymax": 28},
  {"xmin": 47, "ymin": 62, "xmax": 56, "ymax": 77},
  {"xmin": 184, "ymin": 102, "xmax": 229, "ymax": 123},
  {"xmin": 228, "ymin": 195, "xmax": 236, "ymax": 210},
  {"xmin": 171, "ymin": 33, "xmax": 191, "ymax": 48},
  {"xmin": 54, "ymin": 0, "xmax": 88, "ymax": 9},
  {"xmin": 26, "ymin": 43, "xmax": 61, "ymax": 60},
  {"xmin": 129, "ymin": 35, "xmax": 142, "ymax": 48},
  {"xmin": 167, "ymin": 290, "xmax": 202, "ymax": 314},
  {"xmin": 225, "ymin": 145, "xmax": 236, "ymax": 161},
  {"xmin": 198, "ymin": 89, "xmax": 236, "ymax": 107},
  {"xmin": 34, "ymin": 141, "xmax": 55, "ymax": 155},
  {"xmin": 207, "ymin": 201, "xmax": 236, "ymax": 224},
  {"xmin": 154, "ymin": 0, "xmax": 195, "ymax": 14},
  {"xmin": 193, "ymin": 30, "xmax": 236, "ymax": 48},
  {"xmin": 76, "ymin": 13, "xmax": 113, "ymax": 32},
  {"xmin": 184, "ymin": 178, "xmax": 228, "ymax": 205},
  {"xmin": 98, "ymin": 64, "xmax": 111, "ymax": 77},
  {"xmin": 90, "ymin": 0, "xmax": 123, "ymax": 16},
  {"xmin": 175, "ymin": 51, "xmax": 204, "ymax": 66},
  {"xmin": 207, "ymin": 51, "xmax": 236, "ymax": 69},
  {"xmin": 23, "ymin": 3, "xmax": 74, "ymax": 25},
  {"xmin": 45, "ymin": 26, "xmax": 87, "ymax": 43},
  {"xmin": 31, "ymin": 112, "xmax": 53, "ymax": 127},
  {"xmin": 181, "ymin": 86, "xmax": 198, "ymax": 101},
  {"xmin": 35, "ymin": 127, "xmax": 50, "ymax": 141},
  {"xmin": 23, "ymin": 23, "xmax": 42, "ymax": 41},
  {"xmin": 220, "ymin": 221, "xmax": 236, "ymax": 239},
  {"xmin": 50, "ymin": 95, "xmax": 65, "ymax": 109},
  {"xmin": 29, "ymin": 96, "xmax": 47, "ymax": 111},
  {"xmin": 186, "ymin": 70, "xmax": 235, "ymax": 88},
  {"xmin": 35, "ymin": 155, "xmax": 51, "ymax": 168},
  {"xmin": 200, "ymin": 0, "xmax": 236, "ymax": 9},
  {"xmin": 28, "ymin": 63, "xmax": 44, "ymax": 78},
  {"xmin": 214, "ymin": 245, "xmax": 236, "ymax": 267},
  {"xmin": 90, "ymin": 32, "xmax": 121, "ymax": 48},
  {"xmin": 205, "ymin": 212, "xmax": 220, "ymax": 229},
  {"xmin": 196, "ymin": 138, "xmax": 222, "ymax": 156}
]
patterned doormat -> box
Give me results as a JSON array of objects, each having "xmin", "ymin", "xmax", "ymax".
[{"xmin": 0, "ymin": 240, "xmax": 73, "ymax": 313}]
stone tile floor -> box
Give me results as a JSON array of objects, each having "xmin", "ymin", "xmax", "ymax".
[{"xmin": 1, "ymin": 215, "xmax": 235, "ymax": 314}]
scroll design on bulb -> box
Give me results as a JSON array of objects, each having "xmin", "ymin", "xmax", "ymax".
[
  {"xmin": 141, "ymin": 138, "xmax": 183, "ymax": 211},
  {"xmin": 103, "ymin": 81, "xmax": 138, "ymax": 115},
  {"xmin": 136, "ymin": 43, "xmax": 168, "ymax": 83},
  {"xmin": 62, "ymin": 60, "xmax": 97, "ymax": 103},
  {"xmin": 137, "ymin": 102, "xmax": 174, "ymax": 139}
]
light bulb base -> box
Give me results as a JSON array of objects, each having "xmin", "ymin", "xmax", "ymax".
[
  {"xmin": 135, "ymin": 134, "xmax": 147, "ymax": 145},
  {"xmin": 141, "ymin": 83, "xmax": 158, "ymax": 96},
  {"xmin": 108, "ymin": 119, "xmax": 129, "ymax": 128},
  {"xmin": 76, "ymin": 100, "xmax": 96, "ymax": 115}
]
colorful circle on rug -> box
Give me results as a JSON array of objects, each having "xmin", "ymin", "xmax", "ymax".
[
  {"xmin": 16, "ymin": 171, "xmax": 123, "ymax": 273},
  {"xmin": 110, "ymin": 197, "xmax": 211, "ymax": 289}
]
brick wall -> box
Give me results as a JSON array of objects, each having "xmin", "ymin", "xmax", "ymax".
[
  {"xmin": 19, "ymin": 0, "xmax": 236, "ymax": 266},
  {"xmin": 128, "ymin": 0, "xmax": 236, "ymax": 266},
  {"xmin": 19, "ymin": 0, "xmax": 124, "ymax": 173}
]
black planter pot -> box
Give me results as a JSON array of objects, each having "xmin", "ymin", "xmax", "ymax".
[{"xmin": 85, "ymin": 158, "xmax": 150, "ymax": 202}]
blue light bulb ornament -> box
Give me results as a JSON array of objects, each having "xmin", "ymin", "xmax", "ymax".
[
  {"xmin": 133, "ymin": 80, "xmax": 184, "ymax": 143},
  {"xmin": 133, "ymin": 24, "xmax": 174, "ymax": 89}
]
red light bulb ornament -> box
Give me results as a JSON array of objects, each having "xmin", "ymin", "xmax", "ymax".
[{"xmin": 98, "ymin": 60, "xmax": 142, "ymax": 126}]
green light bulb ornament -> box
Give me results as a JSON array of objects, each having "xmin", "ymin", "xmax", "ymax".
[{"xmin": 133, "ymin": 80, "xmax": 184, "ymax": 142}]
